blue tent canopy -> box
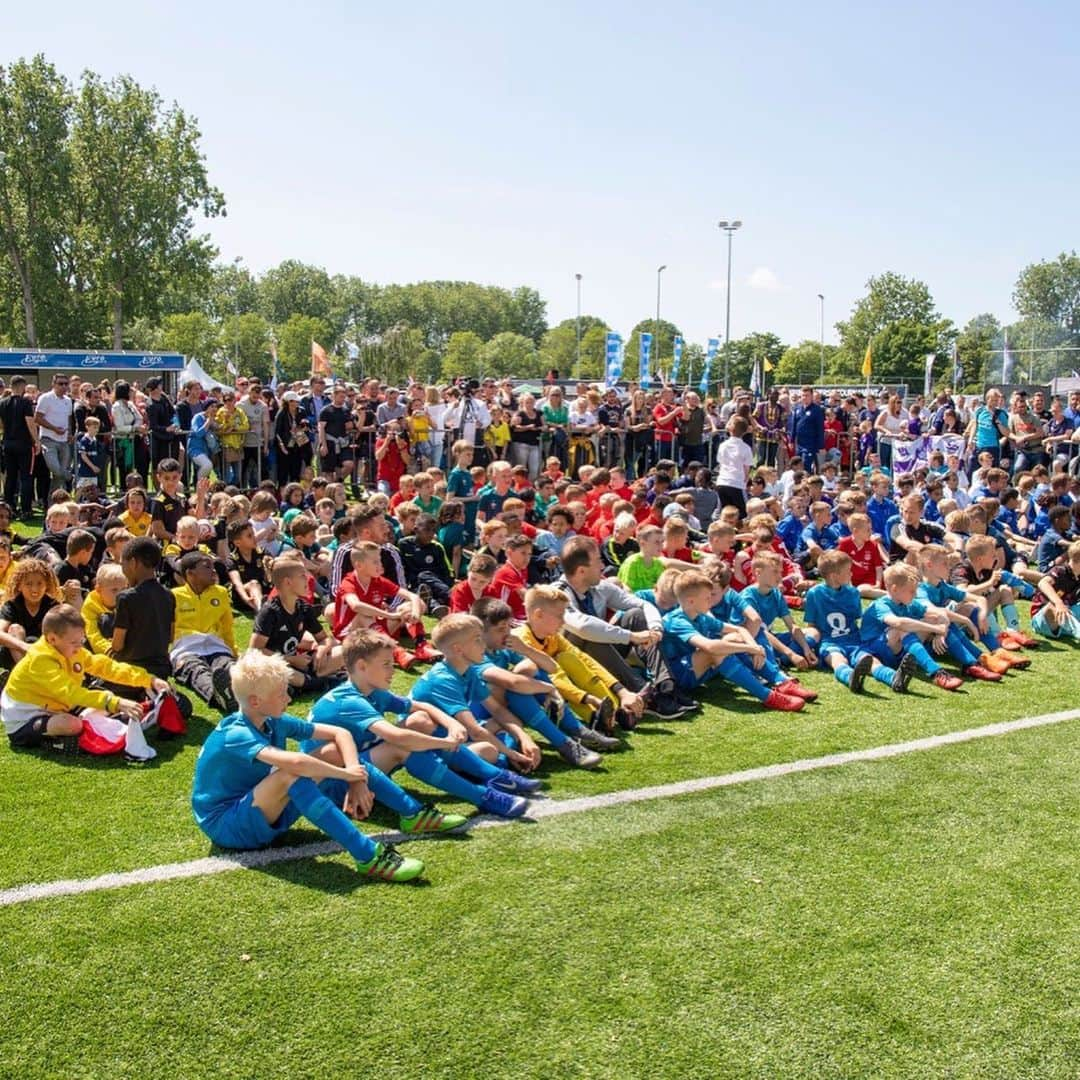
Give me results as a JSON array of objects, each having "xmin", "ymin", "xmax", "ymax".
[{"xmin": 0, "ymin": 349, "xmax": 184, "ymax": 372}]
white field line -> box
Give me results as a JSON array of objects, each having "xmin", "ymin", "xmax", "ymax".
[{"xmin": 2, "ymin": 708, "xmax": 1077, "ymax": 909}]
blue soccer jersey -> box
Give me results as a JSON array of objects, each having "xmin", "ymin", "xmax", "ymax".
[
  {"xmin": 710, "ymin": 587, "xmax": 748, "ymax": 626},
  {"xmin": 741, "ymin": 586, "xmax": 790, "ymax": 629},
  {"xmin": 411, "ymin": 660, "xmax": 490, "ymax": 716},
  {"xmin": 192, "ymin": 711, "xmax": 315, "ymax": 830},
  {"xmin": 860, "ymin": 596, "xmax": 928, "ymax": 644},
  {"xmin": 917, "ymin": 580, "xmax": 966, "ymax": 608},
  {"xmin": 301, "ymin": 685, "xmax": 410, "ymax": 755},
  {"xmin": 801, "ymin": 523, "xmax": 838, "ymax": 552},
  {"xmin": 803, "ymin": 583, "xmax": 863, "ymax": 645},
  {"xmin": 661, "ymin": 608, "xmax": 724, "ymax": 662},
  {"xmin": 867, "ymin": 496, "xmax": 898, "ymax": 537}
]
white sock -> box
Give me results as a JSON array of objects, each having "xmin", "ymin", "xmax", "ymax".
[{"xmin": 124, "ymin": 718, "xmax": 157, "ymax": 761}]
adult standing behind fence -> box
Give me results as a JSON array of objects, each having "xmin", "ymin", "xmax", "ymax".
[
  {"xmin": 110, "ymin": 381, "xmax": 145, "ymax": 484},
  {"xmin": 753, "ymin": 388, "xmax": 787, "ymax": 466},
  {"xmin": 34, "ymin": 373, "xmax": 75, "ymax": 494},
  {"xmin": 512, "ymin": 393, "xmax": 544, "ymax": 477},
  {"xmin": 789, "ymin": 385, "xmax": 825, "ymax": 473},
  {"xmin": 0, "ymin": 375, "xmax": 38, "ymax": 517},
  {"xmin": 144, "ymin": 378, "xmax": 178, "ymax": 472},
  {"xmin": 239, "ymin": 381, "xmax": 270, "ymax": 489}
]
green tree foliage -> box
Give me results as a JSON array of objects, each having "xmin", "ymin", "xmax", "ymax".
[
  {"xmin": 258, "ymin": 261, "xmax": 336, "ymax": 327},
  {"xmin": 156, "ymin": 311, "xmax": 220, "ymax": 365},
  {"xmin": 577, "ymin": 324, "xmax": 610, "ymax": 381},
  {"xmin": 774, "ymin": 340, "xmax": 841, "ymax": 385},
  {"xmin": 358, "ymin": 323, "xmax": 438, "ymax": 388},
  {"xmin": 441, "ymin": 331, "xmax": 484, "ymax": 381},
  {"xmin": 723, "ymin": 331, "xmax": 786, "ymax": 389},
  {"xmin": 221, "ymin": 312, "xmax": 272, "ymax": 379},
  {"xmin": 1013, "ymin": 252, "xmax": 1080, "ymax": 336},
  {"xmin": 539, "ymin": 316, "xmax": 608, "ymax": 379},
  {"xmin": 479, "ymin": 331, "xmax": 538, "ymax": 379},
  {"xmin": 277, "ymin": 313, "xmax": 331, "ymax": 381},
  {"xmin": 954, "ymin": 314, "xmax": 999, "ymax": 391},
  {"xmin": 72, "ymin": 70, "xmax": 223, "ymax": 347}
]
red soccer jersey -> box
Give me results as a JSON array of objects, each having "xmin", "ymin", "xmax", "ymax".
[
  {"xmin": 334, "ymin": 571, "xmax": 399, "ymax": 637},
  {"xmin": 652, "ymin": 404, "xmax": 678, "ymax": 443},
  {"xmin": 449, "ymin": 579, "xmax": 500, "ymax": 614},
  {"xmin": 491, "ymin": 563, "xmax": 528, "ymax": 621},
  {"xmin": 838, "ymin": 535, "xmax": 885, "ymax": 588}
]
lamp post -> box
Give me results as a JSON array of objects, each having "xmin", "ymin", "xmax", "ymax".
[
  {"xmin": 232, "ymin": 256, "xmax": 244, "ymax": 375},
  {"xmin": 655, "ymin": 265, "xmax": 667, "ymax": 374},
  {"xmin": 717, "ymin": 220, "xmax": 742, "ymax": 394},
  {"xmin": 575, "ymin": 273, "xmax": 582, "ymax": 377},
  {"xmin": 818, "ymin": 293, "xmax": 825, "ymax": 380}
]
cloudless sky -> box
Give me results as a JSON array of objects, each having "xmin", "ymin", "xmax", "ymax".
[{"xmin": 7, "ymin": 1, "xmax": 1080, "ymax": 349}]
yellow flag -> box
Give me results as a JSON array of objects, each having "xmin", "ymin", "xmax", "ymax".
[
  {"xmin": 763, "ymin": 358, "xmax": 774, "ymax": 372},
  {"xmin": 862, "ymin": 341, "xmax": 872, "ymax": 378}
]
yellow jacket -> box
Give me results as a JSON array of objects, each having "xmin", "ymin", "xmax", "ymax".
[
  {"xmin": 517, "ymin": 623, "xmax": 619, "ymax": 711},
  {"xmin": 119, "ymin": 510, "xmax": 153, "ymax": 537},
  {"xmin": 82, "ymin": 589, "xmax": 114, "ymax": 655},
  {"xmin": 217, "ymin": 406, "xmax": 249, "ymax": 451},
  {"xmin": 171, "ymin": 583, "xmax": 235, "ymax": 653},
  {"xmin": 5, "ymin": 636, "xmax": 151, "ymax": 714}
]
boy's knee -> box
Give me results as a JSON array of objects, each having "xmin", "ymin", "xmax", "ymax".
[
  {"xmin": 8, "ymin": 625, "xmax": 25, "ymax": 641},
  {"xmin": 1000, "ymin": 586, "xmax": 1014, "ymax": 604},
  {"xmin": 404, "ymin": 711, "xmax": 435, "ymax": 733}
]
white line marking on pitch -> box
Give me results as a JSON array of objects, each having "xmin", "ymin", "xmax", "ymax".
[{"xmin": 2, "ymin": 708, "xmax": 1076, "ymax": 908}]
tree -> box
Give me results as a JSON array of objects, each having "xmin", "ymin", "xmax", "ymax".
[
  {"xmin": 954, "ymin": 314, "xmax": 999, "ymax": 391},
  {"xmin": 358, "ymin": 323, "xmax": 437, "ymax": 387},
  {"xmin": 220, "ymin": 312, "xmax": 272, "ymax": 379},
  {"xmin": 724, "ymin": 331, "xmax": 786, "ymax": 389},
  {"xmin": 577, "ymin": 324, "xmax": 610, "ymax": 381},
  {"xmin": 441, "ymin": 330, "xmax": 484, "ymax": 381},
  {"xmin": 258, "ymin": 260, "xmax": 336, "ymax": 327},
  {"xmin": 201, "ymin": 262, "xmax": 260, "ymax": 322},
  {"xmin": 0, "ymin": 56, "xmax": 75, "ymax": 346},
  {"xmin": 836, "ymin": 273, "xmax": 938, "ymax": 354},
  {"xmin": 480, "ymin": 332, "xmax": 538, "ymax": 379},
  {"xmin": 156, "ymin": 311, "xmax": 219, "ymax": 364},
  {"xmin": 1013, "ymin": 252, "xmax": 1080, "ymax": 336},
  {"xmin": 774, "ymin": 340, "xmax": 842, "ymax": 386},
  {"xmin": 276, "ymin": 314, "xmax": 331, "ymax": 381},
  {"xmin": 539, "ymin": 316, "xmax": 608, "ymax": 379}
]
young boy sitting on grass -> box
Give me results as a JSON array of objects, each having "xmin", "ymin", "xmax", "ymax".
[
  {"xmin": 742, "ymin": 551, "xmax": 819, "ymax": 681},
  {"xmin": 190, "ymin": 649, "xmax": 425, "ymax": 883},
  {"xmin": 251, "ymin": 560, "xmax": 344, "ymax": 694},
  {"xmin": 859, "ymin": 563, "xmax": 967, "ymax": 692},
  {"xmin": 617, "ymin": 524, "xmax": 689, "ymax": 593},
  {"xmin": 490, "ymin": 533, "xmax": 533, "ymax": 622},
  {"xmin": 299, "ymin": 628, "xmax": 470, "ymax": 834},
  {"xmin": 111, "ymin": 538, "xmax": 175, "ymax": 681},
  {"xmin": 409, "ymin": 614, "xmax": 544, "ymax": 810},
  {"xmin": 916, "ymin": 545, "xmax": 1028, "ymax": 675},
  {"xmin": 836, "ymin": 511, "xmax": 887, "ymax": 595},
  {"xmin": 951, "ymin": 535, "xmax": 1038, "ymax": 649},
  {"xmin": 448, "ymin": 553, "xmax": 500, "ymax": 613},
  {"xmin": 800, "ymin": 501, "xmax": 838, "ymax": 571},
  {"xmin": 2, "ymin": 604, "xmax": 169, "ymax": 751},
  {"xmin": 170, "ymin": 552, "xmax": 238, "ymax": 714},
  {"xmin": 225, "ymin": 519, "xmax": 268, "ymax": 614},
  {"xmin": 803, "ymin": 550, "xmax": 917, "ymax": 693},
  {"xmin": 1030, "ymin": 539, "xmax": 1080, "ymax": 640},
  {"xmin": 472, "ymin": 597, "xmax": 605, "ymax": 769},
  {"xmin": 333, "ymin": 541, "xmax": 438, "ymax": 669},
  {"xmin": 660, "ymin": 571, "xmax": 807, "ymax": 712},
  {"xmin": 56, "ymin": 528, "xmax": 97, "ymax": 602},
  {"xmin": 82, "ymin": 562, "xmax": 128, "ymax": 656}
]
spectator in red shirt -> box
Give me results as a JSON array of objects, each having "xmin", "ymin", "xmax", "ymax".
[
  {"xmin": 652, "ymin": 388, "xmax": 681, "ymax": 451},
  {"xmin": 375, "ymin": 421, "xmax": 410, "ymax": 495}
]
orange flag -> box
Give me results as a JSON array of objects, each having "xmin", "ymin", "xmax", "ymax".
[{"xmin": 311, "ymin": 340, "xmax": 332, "ymax": 377}]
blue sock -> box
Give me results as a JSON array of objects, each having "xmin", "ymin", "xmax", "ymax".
[
  {"xmin": 507, "ymin": 690, "xmax": 570, "ymax": 749},
  {"xmin": 901, "ymin": 633, "xmax": 940, "ymax": 675},
  {"xmin": 945, "ymin": 625, "xmax": 981, "ymax": 666},
  {"xmin": 363, "ymin": 759, "xmax": 421, "ymax": 818},
  {"xmin": 872, "ymin": 663, "xmax": 896, "ymax": 686},
  {"xmin": 1002, "ymin": 603, "xmax": 1020, "ymax": 630},
  {"xmin": 288, "ymin": 776, "xmax": 379, "ymax": 864},
  {"xmin": 404, "ymin": 750, "xmax": 487, "ymax": 807},
  {"xmin": 445, "ymin": 745, "xmax": 502, "ymax": 782},
  {"xmin": 972, "ymin": 611, "xmax": 1001, "ymax": 650},
  {"xmin": 558, "ymin": 704, "xmax": 584, "ymax": 737},
  {"xmin": 494, "ymin": 730, "xmax": 518, "ymax": 769},
  {"xmin": 718, "ymin": 654, "xmax": 770, "ymax": 701},
  {"xmin": 835, "ymin": 664, "xmax": 853, "ymax": 686}
]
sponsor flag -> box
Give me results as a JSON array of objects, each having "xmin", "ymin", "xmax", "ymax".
[
  {"xmin": 924, "ymin": 353, "xmax": 935, "ymax": 397},
  {"xmin": 862, "ymin": 341, "xmax": 873, "ymax": 379},
  {"xmin": 764, "ymin": 357, "xmax": 774, "ymax": 372},
  {"xmin": 951, "ymin": 341, "xmax": 962, "ymax": 390},
  {"xmin": 1001, "ymin": 328, "xmax": 1015, "ymax": 383},
  {"xmin": 605, "ymin": 332, "xmax": 622, "ymax": 387},
  {"xmin": 700, "ymin": 337, "xmax": 719, "ymax": 395},
  {"xmin": 639, "ymin": 333, "xmax": 653, "ymax": 385},
  {"xmin": 749, "ymin": 357, "xmax": 762, "ymax": 396},
  {"xmin": 671, "ymin": 335, "xmax": 684, "ymax": 383},
  {"xmin": 226, "ymin": 357, "xmax": 239, "ymax": 378}
]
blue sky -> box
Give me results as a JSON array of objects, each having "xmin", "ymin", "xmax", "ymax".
[{"xmin": 8, "ymin": 1, "xmax": 1079, "ymax": 349}]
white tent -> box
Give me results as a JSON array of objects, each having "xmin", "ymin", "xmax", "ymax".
[{"xmin": 179, "ymin": 357, "xmax": 231, "ymax": 391}]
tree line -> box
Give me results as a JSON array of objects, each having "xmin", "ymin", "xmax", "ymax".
[{"xmin": 4, "ymin": 55, "xmax": 1080, "ymax": 392}]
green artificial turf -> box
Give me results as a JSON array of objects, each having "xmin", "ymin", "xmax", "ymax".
[{"xmin": 1, "ymin": 722, "xmax": 1077, "ymax": 1079}]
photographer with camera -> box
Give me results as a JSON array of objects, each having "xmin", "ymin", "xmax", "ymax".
[
  {"xmin": 445, "ymin": 380, "xmax": 490, "ymax": 468},
  {"xmin": 374, "ymin": 420, "xmax": 411, "ymax": 495}
]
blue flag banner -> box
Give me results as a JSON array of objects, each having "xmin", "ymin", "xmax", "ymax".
[
  {"xmin": 639, "ymin": 333, "xmax": 653, "ymax": 385},
  {"xmin": 700, "ymin": 337, "xmax": 719, "ymax": 395},
  {"xmin": 0, "ymin": 349, "xmax": 184, "ymax": 371},
  {"xmin": 671, "ymin": 335, "xmax": 683, "ymax": 383},
  {"xmin": 605, "ymin": 332, "xmax": 623, "ymax": 387}
]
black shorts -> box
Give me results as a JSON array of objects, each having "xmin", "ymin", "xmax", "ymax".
[
  {"xmin": 320, "ymin": 444, "xmax": 354, "ymax": 472},
  {"xmin": 8, "ymin": 713, "xmax": 56, "ymax": 749}
]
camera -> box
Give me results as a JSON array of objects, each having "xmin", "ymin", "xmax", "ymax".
[{"xmin": 457, "ymin": 377, "xmax": 480, "ymax": 396}]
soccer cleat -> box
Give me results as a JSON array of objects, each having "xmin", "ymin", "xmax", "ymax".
[
  {"xmin": 429, "ymin": 604, "xmax": 450, "ymax": 620},
  {"xmin": 392, "ymin": 646, "xmax": 417, "ymax": 671},
  {"xmin": 991, "ymin": 647, "xmax": 1031, "ymax": 670},
  {"xmin": 479, "ymin": 786, "xmax": 528, "ymax": 818},
  {"xmin": 577, "ymin": 726, "xmax": 621, "ymax": 752},
  {"xmin": 589, "ymin": 697, "xmax": 616, "ymax": 734},
  {"xmin": 357, "ymin": 842, "xmax": 425, "ymax": 883},
  {"xmin": 995, "ymin": 636, "xmax": 1023, "ymax": 651},
  {"xmin": 488, "ymin": 769, "xmax": 543, "ymax": 795},
  {"xmin": 849, "ymin": 653, "xmax": 874, "ymax": 693},
  {"xmin": 399, "ymin": 803, "xmax": 469, "ymax": 834},
  {"xmin": 784, "ymin": 595, "xmax": 804, "ymax": 610},
  {"xmin": 615, "ymin": 708, "xmax": 639, "ymax": 731},
  {"xmin": 412, "ymin": 640, "xmax": 443, "ymax": 664},
  {"xmin": 763, "ymin": 689, "xmax": 804, "ymax": 712},
  {"xmin": 979, "ymin": 652, "xmax": 1012, "ymax": 675},
  {"xmin": 1000, "ymin": 628, "xmax": 1038, "ymax": 648},
  {"xmin": 673, "ymin": 688, "xmax": 701, "ymax": 714},
  {"xmin": 776, "ymin": 678, "xmax": 819, "ymax": 702},
  {"xmin": 643, "ymin": 693, "xmax": 684, "ymax": 720},
  {"xmin": 891, "ymin": 652, "xmax": 917, "ymax": 693},
  {"xmin": 963, "ymin": 663, "xmax": 1002, "ymax": 683},
  {"xmin": 557, "ymin": 739, "xmax": 602, "ymax": 769},
  {"xmin": 416, "ymin": 583, "xmax": 434, "ymax": 609},
  {"xmin": 932, "ymin": 670, "xmax": 964, "ymax": 692}
]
